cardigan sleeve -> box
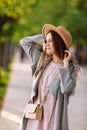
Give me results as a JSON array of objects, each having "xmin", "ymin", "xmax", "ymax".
[
  {"xmin": 20, "ymin": 34, "xmax": 44, "ymax": 74},
  {"xmin": 59, "ymin": 60, "xmax": 80, "ymax": 94}
]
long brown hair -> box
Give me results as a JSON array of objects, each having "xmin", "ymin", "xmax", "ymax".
[
  {"xmin": 34, "ymin": 31, "xmax": 69, "ymax": 77},
  {"xmin": 49, "ymin": 31, "xmax": 68, "ymax": 59}
]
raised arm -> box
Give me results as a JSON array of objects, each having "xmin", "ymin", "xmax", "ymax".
[{"xmin": 20, "ymin": 34, "xmax": 44, "ymax": 74}]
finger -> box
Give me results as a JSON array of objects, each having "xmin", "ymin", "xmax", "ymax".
[
  {"xmin": 64, "ymin": 50, "xmax": 70, "ymax": 53},
  {"xmin": 65, "ymin": 50, "xmax": 71, "ymax": 56}
]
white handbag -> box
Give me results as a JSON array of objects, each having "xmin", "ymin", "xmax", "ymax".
[
  {"xmin": 24, "ymin": 103, "xmax": 42, "ymax": 120},
  {"xmin": 24, "ymin": 90, "xmax": 49, "ymax": 120}
]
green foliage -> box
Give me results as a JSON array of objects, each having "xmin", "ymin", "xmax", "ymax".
[
  {"xmin": 0, "ymin": 63, "xmax": 12, "ymax": 100},
  {"xmin": 0, "ymin": 68, "xmax": 9, "ymax": 100},
  {"xmin": 0, "ymin": 0, "xmax": 87, "ymax": 44},
  {"xmin": 0, "ymin": 0, "xmax": 37, "ymax": 18},
  {"xmin": 0, "ymin": 84, "xmax": 7, "ymax": 100}
]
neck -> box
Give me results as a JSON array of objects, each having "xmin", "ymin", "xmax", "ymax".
[{"xmin": 53, "ymin": 54, "xmax": 63, "ymax": 64}]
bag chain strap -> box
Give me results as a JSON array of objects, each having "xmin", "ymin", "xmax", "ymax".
[{"xmin": 29, "ymin": 67, "xmax": 61, "ymax": 106}]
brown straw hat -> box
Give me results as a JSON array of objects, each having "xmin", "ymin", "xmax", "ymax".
[{"xmin": 42, "ymin": 24, "xmax": 72, "ymax": 49}]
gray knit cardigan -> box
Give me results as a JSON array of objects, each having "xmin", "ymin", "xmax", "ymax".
[{"xmin": 19, "ymin": 34, "xmax": 80, "ymax": 130}]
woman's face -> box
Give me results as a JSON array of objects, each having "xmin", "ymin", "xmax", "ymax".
[{"xmin": 45, "ymin": 32, "xmax": 56, "ymax": 55}]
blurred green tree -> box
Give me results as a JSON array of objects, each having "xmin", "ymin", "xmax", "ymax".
[
  {"xmin": 0, "ymin": 0, "xmax": 87, "ymax": 69},
  {"xmin": 0, "ymin": 0, "xmax": 87, "ymax": 43}
]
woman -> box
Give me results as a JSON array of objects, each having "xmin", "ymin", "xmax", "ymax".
[{"xmin": 19, "ymin": 24, "xmax": 80, "ymax": 130}]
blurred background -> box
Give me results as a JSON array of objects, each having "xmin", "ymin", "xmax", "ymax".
[{"xmin": 0, "ymin": 0, "xmax": 87, "ymax": 130}]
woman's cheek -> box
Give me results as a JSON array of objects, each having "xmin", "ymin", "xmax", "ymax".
[{"xmin": 46, "ymin": 49, "xmax": 54, "ymax": 55}]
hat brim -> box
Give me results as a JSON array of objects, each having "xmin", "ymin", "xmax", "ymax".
[
  {"xmin": 42, "ymin": 24, "xmax": 59, "ymax": 37},
  {"xmin": 42, "ymin": 24, "xmax": 72, "ymax": 49}
]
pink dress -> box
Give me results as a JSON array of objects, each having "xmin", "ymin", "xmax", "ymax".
[{"xmin": 26, "ymin": 61, "xmax": 63, "ymax": 130}]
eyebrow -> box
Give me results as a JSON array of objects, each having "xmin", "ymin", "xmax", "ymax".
[{"xmin": 45, "ymin": 37, "xmax": 53, "ymax": 41}]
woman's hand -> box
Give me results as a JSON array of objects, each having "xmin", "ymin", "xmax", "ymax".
[{"xmin": 63, "ymin": 49, "xmax": 72, "ymax": 68}]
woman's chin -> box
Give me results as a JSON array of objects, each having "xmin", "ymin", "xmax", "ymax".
[{"xmin": 46, "ymin": 52, "xmax": 52, "ymax": 56}]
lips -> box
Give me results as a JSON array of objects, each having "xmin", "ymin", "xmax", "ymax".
[{"xmin": 46, "ymin": 47, "xmax": 51, "ymax": 50}]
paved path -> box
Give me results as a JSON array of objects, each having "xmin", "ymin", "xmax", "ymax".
[
  {"xmin": 0, "ymin": 52, "xmax": 87, "ymax": 130},
  {"xmin": 0, "ymin": 52, "xmax": 32, "ymax": 130},
  {"xmin": 68, "ymin": 66, "xmax": 87, "ymax": 130}
]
